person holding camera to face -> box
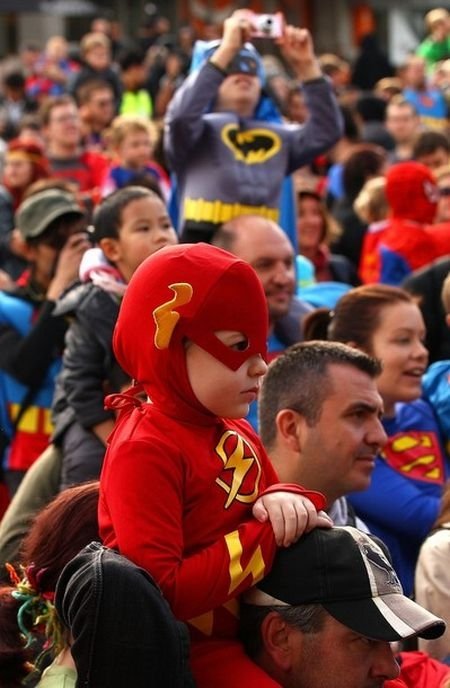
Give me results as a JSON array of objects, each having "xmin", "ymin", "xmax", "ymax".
[
  {"xmin": 0, "ymin": 187, "xmax": 90, "ymax": 497},
  {"xmin": 164, "ymin": 8, "xmax": 343, "ymax": 244}
]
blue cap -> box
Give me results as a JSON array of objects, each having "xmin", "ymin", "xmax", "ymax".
[{"xmin": 190, "ymin": 39, "xmax": 265, "ymax": 83}]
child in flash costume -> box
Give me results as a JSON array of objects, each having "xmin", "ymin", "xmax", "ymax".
[{"xmin": 99, "ymin": 243, "xmax": 325, "ymax": 687}]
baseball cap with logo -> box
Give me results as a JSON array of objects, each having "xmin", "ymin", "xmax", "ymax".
[
  {"xmin": 243, "ymin": 526, "xmax": 445, "ymax": 642},
  {"xmin": 16, "ymin": 188, "xmax": 85, "ymax": 241}
]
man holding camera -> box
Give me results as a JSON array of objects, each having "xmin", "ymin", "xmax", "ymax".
[
  {"xmin": 0, "ymin": 187, "xmax": 89, "ymax": 496},
  {"xmin": 164, "ymin": 8, "xmax": 342, "ymax": 243}
]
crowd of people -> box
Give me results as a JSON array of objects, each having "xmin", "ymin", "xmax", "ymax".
[{"xmin": 0, "ymin": 4, "xmax": 449, "ymax": 688}]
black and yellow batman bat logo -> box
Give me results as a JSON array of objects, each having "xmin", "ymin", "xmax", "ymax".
[{"xmin": 221, "ymin": 124, "xmax": 281, "ymax": 164}]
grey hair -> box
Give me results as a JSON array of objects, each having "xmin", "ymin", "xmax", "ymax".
[{"xmin": 239, "ymin": 602, "xmax": 327, "ymax": 660}]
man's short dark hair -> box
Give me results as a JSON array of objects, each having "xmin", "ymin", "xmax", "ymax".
[
  {"xmin": 259, "ymin": 341, "xmax": 381, "ymax": 450},
  {"xmin": 413, "ymin": 130, "xmax": 450, "ymax": 159},
  {"xmin": 3, "ymin": 71, "xmax": 25, "ymax": 90},
  {"xmin": 118, "ymin": 49, "xmax": 145, "ymax": 71},
  {"xmin": 239, "ymin": 603, "xmax": 327, "ymax": 660},
  {"xmin": 76, "ymin": 78, "xmax": 114, "ymax": 106}
]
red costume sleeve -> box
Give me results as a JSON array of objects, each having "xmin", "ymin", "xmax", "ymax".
[{"xmin": 100, "ymin": 435, "xmax": 324, "ymax": 622}]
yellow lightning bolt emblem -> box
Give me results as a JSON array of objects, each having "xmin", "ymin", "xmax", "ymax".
[
  {"xmin": 152, "ymin": 283, "xmax": 193, "ymax": 349},
  {"xmin": 225, "ymin": 530, "xmax": 266, "ymax": 594},
  {"xmin": 215, "ymin": 431, "xmax": 261, "ymax": 509}
]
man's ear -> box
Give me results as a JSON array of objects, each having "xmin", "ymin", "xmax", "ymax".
[
  {"xmin": 260, "ymin": 611, "xmax": 299, "ymax": 672},
  {"xmin": 99, "ymin": 237, "xmax": 121, "ymax": 264},
  {"xmin": 275, "ymin": 408, "xmax": 305, "ymax": 453}
]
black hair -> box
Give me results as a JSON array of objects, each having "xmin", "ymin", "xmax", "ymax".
[
  {"xmin": 91, "ymin": 186, "xmax": 162, "ymax": 242},
  {"xmin": 117, "ymin": 49, "xmax": 146, "ymax": 71},
  {"xmin": 3, "ymin": 72, "xmax": 25, "ymax": 90},
  {"xmin": 413, "ymin": 130, "xmax": 450, "ymax": 158},
  {"xmin": 356, "ymin": 93, "xmax": 387, "ymax": 123}
]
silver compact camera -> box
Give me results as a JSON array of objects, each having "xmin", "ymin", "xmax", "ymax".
[{"xmin": 249, "ymin": 12, "xmax": 284, "ymax": 39}]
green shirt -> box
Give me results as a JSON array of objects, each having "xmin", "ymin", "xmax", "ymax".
[
  {"xmin": 119, "ymin": 89, "xmax": 153, "ymax": 118},
  {"xmin": 417, "ymin": 37, "xmax": 450, "ymax": 68}
]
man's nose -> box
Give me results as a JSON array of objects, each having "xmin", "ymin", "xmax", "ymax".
[
  {"xmin": 370, "ymin": 642, "xmax": 400, "ymax": 682},
  {"xmin": 368, "ymin": 418, "xmax": 388, "ymax": 449},
  {"xmin": 272, "ymin": 263, "xmax": 293, "ymax": 284}
]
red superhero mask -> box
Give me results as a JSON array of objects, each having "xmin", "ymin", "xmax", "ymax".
[
  {"xmin": 113, "ymin": 243, "xmax": 269, "ymax": 422},
  {"xmin": 386, "ymin": 161, "xmax": 438, "ymax": 224}
]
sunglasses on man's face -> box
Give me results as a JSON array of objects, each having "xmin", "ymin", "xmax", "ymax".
[{"xmin": 439, "ymin": 187, "xmax": 450, "ymax": 197}]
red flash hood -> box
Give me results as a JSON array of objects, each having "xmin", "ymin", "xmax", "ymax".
[
  {"xmin": 113, "ymin": 243, "xmax": 269, "ymax": 424},
  {"xmin": 386, "ymin": 161, "xmax": 438, "ymax": 224}
]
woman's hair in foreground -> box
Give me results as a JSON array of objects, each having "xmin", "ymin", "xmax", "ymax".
[
  {"xmin": 0, "ymin": 481, "xmax": 100, "ymax": 685},
  {"xmin": 304, "ymin": 284, "xmax": 415, "ymax": 353}
]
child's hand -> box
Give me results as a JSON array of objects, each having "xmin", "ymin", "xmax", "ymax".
[{"xmin": 252, "ymin": 492, "xmax": 333, "ymax": 547}]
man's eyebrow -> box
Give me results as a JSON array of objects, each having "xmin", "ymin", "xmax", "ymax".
[{"xmin": 345, "ymin": 401, "xmax": 384, "ymax": 417}]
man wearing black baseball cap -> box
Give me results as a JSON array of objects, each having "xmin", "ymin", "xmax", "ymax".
[{"xmin": 240, "ymin": 526, "xmax": 446, "ymax": 688}]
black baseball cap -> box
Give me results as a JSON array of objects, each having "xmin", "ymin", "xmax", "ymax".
[{"xmin": 243, "ymin": 526, "xmax": 445, "ymax": 642}]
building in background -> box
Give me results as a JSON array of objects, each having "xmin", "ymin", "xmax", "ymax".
[{"xmin": 0, "ymin": 0, "xmax": 445, "ymax": 69}]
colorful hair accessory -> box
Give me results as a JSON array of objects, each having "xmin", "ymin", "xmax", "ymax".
[{"xmin": 6, "ymin": 562, "xmax": 64, "ymax": 666}]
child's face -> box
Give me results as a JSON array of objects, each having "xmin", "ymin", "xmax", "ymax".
[
  {"xmin": 85, "ymin": 45, "xmax": 110, "ymax": 71},
  {"xmin": 109, "ymin": 195, "xmax": 177, "ymax": 282},
  {"xmin": 118, "ymin": 131, "xmax": 153, "ymax": 169},
  {"xmin": 123, "ymin": 64, "xmax": 146, "ymax": 89},
  {"xmin": 4, "ymin": 156, "xmax": 33, "ymax": 189},
  {"xmin": 185, "ymin": 330, "xmax": 267, "ymax": 418}
]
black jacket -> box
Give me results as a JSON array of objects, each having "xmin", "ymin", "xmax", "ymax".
[{"xmin": 51, "ymin": 282, "xmax": 128, "ymax": 442}]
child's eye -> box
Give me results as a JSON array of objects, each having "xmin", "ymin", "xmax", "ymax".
[{"xmin": 231, "ymin": 337, "xmax": 249, "ymax": 352}]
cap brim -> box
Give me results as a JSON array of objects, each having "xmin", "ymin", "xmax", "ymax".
[
  {"xmin": 30, "ymin": 205, "xmax": 85, "ymax": 238},
  {"xmin": 324, "ymin": 593, "xmax": 446, "ymax": 642}
]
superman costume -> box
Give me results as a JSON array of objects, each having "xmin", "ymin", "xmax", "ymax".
[
  {"xmin": 99, "ymin": 243, "xmax": 325, "ymax": 687},
  {"xmin": 348, "ymin": 398, "xmax": 449, "ymax": 596}
]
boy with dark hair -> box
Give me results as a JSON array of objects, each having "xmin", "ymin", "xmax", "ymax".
[
  {"xmin": 118, "ymin": 49, "xmax": 153, "ymax": 118},
  {"xmin": 413, "ymin": 130, "xmax": 450, "ymax": 171},
  {"xmin": 52, "ymin": 186, "xmax": 177, "ymax": 489}
]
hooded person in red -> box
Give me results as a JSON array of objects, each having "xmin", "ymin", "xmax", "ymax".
[
  {"xmin": 377, "ymin": 161, "xmax": 450, "ymax": 285},
  {"xmin": 98, "ymin": 243, "xmax": 328, "ymax": 687}
]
